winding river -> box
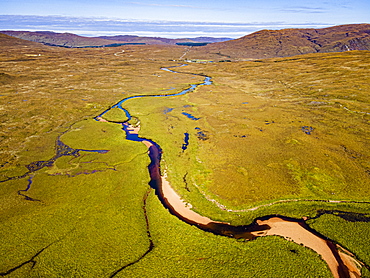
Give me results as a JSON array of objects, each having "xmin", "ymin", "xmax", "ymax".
[{"xmin": 96, "ymin": 65, "xmax": 364, "ymax": 278}]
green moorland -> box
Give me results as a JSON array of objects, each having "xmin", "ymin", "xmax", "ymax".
[
  {"xmin": 150, "ymin": 51, "xmax": 370, "ymax": 216},
  {"xmin": 0, "ymin": 33, "xmax": 369, "ymax": 277},
  {"xmin": 124, "ymin": 51, "xmax": 370, "ymax": 272}
]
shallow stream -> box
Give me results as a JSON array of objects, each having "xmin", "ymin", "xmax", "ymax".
[{"xmin": 95, "ymin": 64, "xmax": 367, "ymax": 278}]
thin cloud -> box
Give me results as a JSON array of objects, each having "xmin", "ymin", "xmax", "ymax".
[
  {"xmin": 128, "ymin": 1, "xmax": 230, "ymax": 11},
  {"xmin": 280, "ymin": 6, "xmax": 327, "ymax": 13},
  {"xmin": 0, "ymin": 15, "xmax": 333, "ymax": 39},
  {"xmin": 322, "ymin": 1, "xmax": 352, "ymax": 9},
  {"xmin": 129, "ymin": 2, "xmax": 199, "ymax": 9}
]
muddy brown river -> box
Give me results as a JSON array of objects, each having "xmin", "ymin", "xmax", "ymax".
[{"xmin": 97, "ymin": 65, "xmax": 365, "ymax": 278}]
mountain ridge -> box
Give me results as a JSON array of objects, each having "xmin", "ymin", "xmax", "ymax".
[
  {"xmin": 1, "ymin": 24, "xmax": 369, "ymax": 59},
  {"xmin": 0, "ymin": 31, "xmax": 130, "ymax": 47},
  {"xmin": 97, "ymin": 35, "xmax": 231, "ymax": 45},
  {"xmin": 189, "ymin": 23, "xmax": 370, "ymax": 60},
  {"xmin": 0, "ymin": 30, "xmax": 231, "ymax": 47}
]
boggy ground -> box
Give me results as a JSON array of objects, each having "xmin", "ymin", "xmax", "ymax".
[
  {"xmin": 124, "ymin": 51, "xmax": 370, "ymax": 274},
  {"xmin": 0, "ymin": 35, "xmax": 369, "ymax": 277},
  {"xmin": 168, "ymin": 51, "xmax": 370, "ymax": 208}
]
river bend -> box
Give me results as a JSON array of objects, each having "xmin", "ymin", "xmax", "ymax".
[{"xmin": 96, "ymin": 64, "xmax": 365, "ymax": 278}]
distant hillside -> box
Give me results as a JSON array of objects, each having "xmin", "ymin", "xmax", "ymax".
[
  {"xmin": 0, "ymin": 33, "xmax": 55, "ymax": 54},
  {"xmin": 97, "ymin": 35, "xmax": 231, "ymax": 45},
  {"xmin": 2, "ymin": 24, "xmax": 369, "ymax": 58},
  {"xmin": 0, "ymin": 33, "xmax": 45, "ymax": 48},
  {"xmin": 0, "ymin": 31, "xmax": 130, "ymax": 48},
  {"xmin": 190, "ymin": 24, "xmax": 370, "ymax": 60},
  {"xmin": 0, "ymin": 31, "xmax": 231, "ymax": 47}
]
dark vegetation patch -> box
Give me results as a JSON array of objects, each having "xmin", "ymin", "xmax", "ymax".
[
  {"xmin": 0, "ymin": 72, "xmax": 15, "ymax": 84},
  {"xmin": 195, "ymin": 128, "xmax": 209, "ymax": 140},
  {"xmin": 301, "ymin": 126, "xmax": 314, "ymax": 135}
]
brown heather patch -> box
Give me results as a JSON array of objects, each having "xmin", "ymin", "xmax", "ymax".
[
  {"xmin": 0, "ymin": 34, "xmax": 369, "ymax": 277},
  {"xmin": 163, "ymin": 51, "xmax": 370, "ymax": 208}
]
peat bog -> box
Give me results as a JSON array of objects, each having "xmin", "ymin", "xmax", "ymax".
[{"xmin": 0, "ymin": 34, "xmax": 369, "ymax": 277}]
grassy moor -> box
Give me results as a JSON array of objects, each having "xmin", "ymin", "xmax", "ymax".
[{"xmin": 0, "ymin": 28, "xmax": 369, "ymax": 278}]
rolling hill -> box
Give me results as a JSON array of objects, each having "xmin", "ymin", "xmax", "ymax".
[
  {"xmin": 1, "ymin": 24, "xmax": 369, "ymax": 58},
  {"xmin": 97, "ymin": 35, "xmax": 231, "ymax": 45},
  {"xmin": 188, "ymin": 24, "xmax": 370, "ymax": 60},
  {"xmin": 0, "ymin": 31, "xmax": 128, "ymax": 47},
  {"xmin": 0, "ymin": 31, "xmax": 231, "ymax": 47}
]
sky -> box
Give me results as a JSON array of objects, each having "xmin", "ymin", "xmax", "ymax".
[{"xmin": 1, "ymin": 0, "xmax": 369, "ymax": 38}]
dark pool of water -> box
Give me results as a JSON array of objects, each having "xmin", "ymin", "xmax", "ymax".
[
  {"xmin": 182, "ymin": 112, "xmax": 201, "ymax": 120},
  {"xmin": 182, "ymin": 133, "xmax": 190, "ymax": 151}
]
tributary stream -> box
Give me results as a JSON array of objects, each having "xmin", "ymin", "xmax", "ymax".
[{"xmin": 98, "ymin": 65, "xmax": 362, "ymax": 278}]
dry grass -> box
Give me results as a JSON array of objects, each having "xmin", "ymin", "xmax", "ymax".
[
  {"xmin": 0, "ymin": 35, "xmax": 369, "ymax": 276},
  {"xmin": 144, "ymin": 51, "xmax": 370, "ymax": 210}
]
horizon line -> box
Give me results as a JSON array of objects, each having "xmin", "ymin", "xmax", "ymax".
[{"xmin": 1, "ymin": 15, "xmax": 366, "ymax": 39}]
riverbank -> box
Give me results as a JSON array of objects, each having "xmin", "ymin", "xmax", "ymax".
[
  {"xmin": 114, "ymin": 64, "xmax": 366, "ymax": 278},
  {"xmin": 1, "ymin": 39, "xmax": 368, "ymax": 277}
]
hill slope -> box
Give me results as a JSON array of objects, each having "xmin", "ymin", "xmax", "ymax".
[
  {"xmin": 0, "ymin": 31, "xmax": 128, "ymax": 47},
  {"xmin": 0, "ymin": 31, "xmax": 231, "ymax": 47},
  {"xmin": 189, "ymin": 24, "xmax": 370, "ymax": 60},
  {"xmin": 0, "ymin": 32, "xmax": 47, "ymax": 48},
  {"xmin": 97, "ymin": 35, "xmax": 231, "ymax": 45}
]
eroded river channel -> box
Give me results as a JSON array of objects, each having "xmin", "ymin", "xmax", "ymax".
[
  {"xmin": 2, "ymin": 64, "xmax": 367, "ymax": 277},
  {"xmin": 93, "ymin": 65, "xmax": 368, "ymax": 278}
]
